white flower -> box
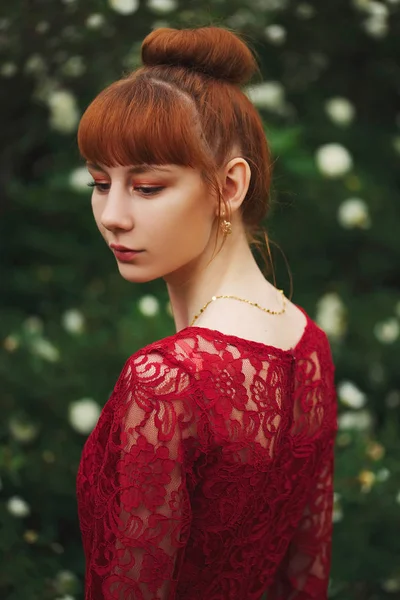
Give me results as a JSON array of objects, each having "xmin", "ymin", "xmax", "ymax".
[
  {"xmin": 55, "ymin": 596, "xmax": 75, "ymax": 600},
  {"xmin": 365, "ymin": 1, "xmax": 389, "ymax": 16},
  {"xmin": 376, "ymin": 468, "xmax": 390, "ymax": 482},
  {"xmin": 147, "ymin": 0, "xmax": 177, "ymax": 12},
  {"xmin": 32, "ymin": 76, "xmax": 58, "ymax": 104},
  {"xmin": 250, "ymin": 0, "xmax": 289, "ymax": 9},
  {"xmin": 50, "ymin": 542, "xmax": 64, "ymax": 554},
  {"xmin": 69, "ymin": 167, "xmax": 91, "ymax": 192},
  {"xmin": 392, "ymin": 136, "xmax": 400, "ymax": 155},
  {"xmin": 382, "ymin": 578, "xmax": 400, "ymax": 593},
  {"xmin": 296, "ymin": 3, "xmax": 316, "ymax": 18},
  {"xmin": 54, "ymin": 570, "xmax": 78, "ymax": 595},
  {"xmin": 325, "ymin": 97, "xmax": 355, "ymax": 126},
  {"xmin": 363, "ymin": 14, "xmax": 388, "ymax": 37},
  {"xmin": 264, "ymin": 24, "xmax": 287, "ymax": 45},
  {"xmin": 47, "ymin": 89, "xmax": 80, "ymax": 134},
  {"xmin": 31, "ymin": 337, "xmax": 60, "ymax": 362},
  {"xmin": 338, "ymin": 409, "xmax": 373, "ymax": 431},
  {"xmin": 24, "ymin": 54, "xmax": 47, "ymax": 76},
  {"xmin": 108, "ymin": 0, "xmax": 139, "ymax": 14},
  {"xmin": 226, "ymin": 9, "xmax": 259, "ymax": 28},
  {"xmin": 385, "ymin": 390, "xmax": 400, "ymax": 408},
  {"xmin": 315, "ymin": 143, "xmax": 353, "ymax": 178},
  {"xmin": 353, "ymin": 0, "xmax": 385, "ymax": 11},
  {"xmin": 338, "ymin": 197, "xmax": 371, "ymax": 229},
  {"xmin": 374, "ymin": 317, "xmax": 400, "ymax": 343},
  {"xmin": 245, "ymin": 81, "xmax": 285, "ymax": 111},
  {"xmin": 36, "ymin": 21, "xmax": 50, "ymax": 34},
  {"xmin": 137, "ymin": 295, "xmax": 160, "ymax": 317},
  {"xmin": 315, "ymin": 292, "xmax": 347, "ymax": 340},
  {"xmin": 60, "ymin": 56, "xmax": 86, "ymax": 78},
  {"xmin": 69, "ymin": 398, "xmax": 101, "ymax": 434},
  {"xmin": 7, "ymin": 496, "xmax": 31, "ymax": 517},
  {"xmin": 359, "ymin": 2, "xmax": 388, "ymax": 38},
  {"xmin": 85, "ymin": 14, "xmax": 106, "ymax": 29},
  {"xmin": 9, "ymin": 417, "xmax": 39, "ymax": 443},
  {"xmin": 332, "ymin": 506, "xmax": 343, "ymax": 522},
  {"xmin": 337, "ymin": 381, "xmax": 367, "ymax": 409},
  {"xmin": 23, "ymin": 316, "xmax": 44, "ymax": 335},
  {"xmin": 4, "ymin": 335, "xmax": 20, "ymax": 352},
  {"xmin": 332, "ymin": 492, "xmax": 343, "ymax": 522},
  {"xmin": 1, "ymin": 62, "xmax": 17, "ymax": 77},
  {"xmin": 62, "ymin": 309, "xmax": 85, "ymax": 334}
]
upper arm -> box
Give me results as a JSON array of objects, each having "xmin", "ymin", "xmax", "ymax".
[{"xmin": 99, "ymin": 351, "xmax": 194, "ymax": 599}]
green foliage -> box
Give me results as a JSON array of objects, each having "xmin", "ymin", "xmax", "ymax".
[{"xmin": 1, "ymin": 0, "xmax": 400, "ymax": 598}]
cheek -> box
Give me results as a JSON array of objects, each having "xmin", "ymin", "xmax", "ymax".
[
  {"xmin": 152, "ymin": 193, "xmax": 213, "ymax": 255},
  {"xmin": 91, "ymin": 197, "xmax": 104, "ymax": 230},
  {"xmin": 133, "ymin": 196, "xmax": 212, "ymax": 282}
]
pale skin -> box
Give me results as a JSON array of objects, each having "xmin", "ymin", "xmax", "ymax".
[{"xmin": 87, "ymin": 155, "xmax": 307, "ymax": 350}]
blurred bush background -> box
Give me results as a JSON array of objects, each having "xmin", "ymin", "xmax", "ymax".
[{"xmin": 1, "ymin": 0, "xmax": 400, "ymax": 598}]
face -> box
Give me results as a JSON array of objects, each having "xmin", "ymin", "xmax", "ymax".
[{"xmin": 86, "ymin": 162, "xmax": 218, "ymax": 284}]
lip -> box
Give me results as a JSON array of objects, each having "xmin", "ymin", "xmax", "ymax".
[
  {"xmin": 110, "ymin": 244, "xmax": 144, "ymax": 263},
  {"xmin": 110, "ymin": 244, "xmax": 142, "ymax": 252}
]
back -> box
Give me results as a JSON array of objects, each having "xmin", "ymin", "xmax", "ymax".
[
  {"xmin": 76, "ymin": 305, "xmax": 337, "ymax": 600},
  {"xmin": 170, "ymin": 307, "xmax": 337, "ymax": 599}
]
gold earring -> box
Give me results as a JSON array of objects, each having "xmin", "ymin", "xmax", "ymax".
[{"xmin": 220, "ymin": 218, "xmax": 232, "ymax": 235}]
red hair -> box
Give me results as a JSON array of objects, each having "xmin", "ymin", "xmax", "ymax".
[{"xmin": 77, "ymin": 26, "xmax": 290, "ymax": 290}]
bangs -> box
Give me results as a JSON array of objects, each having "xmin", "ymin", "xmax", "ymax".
[{"xmin": 77, "ymin": 76, "xmax": 210, "ymax": 171}]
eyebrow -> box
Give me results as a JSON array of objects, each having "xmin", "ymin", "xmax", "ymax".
[{"xmin": 85, "ymin": 162, "xmax": 173, "ymax": 175}]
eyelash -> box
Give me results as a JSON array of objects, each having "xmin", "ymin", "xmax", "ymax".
[{"xmin": 87, "ymin": 182, "xmax": 164, "ymax": 196}]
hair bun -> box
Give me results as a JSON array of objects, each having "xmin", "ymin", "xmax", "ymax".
[{"xmin": 141, "ymin": 26, "xmax": 258, "ymax": 85}]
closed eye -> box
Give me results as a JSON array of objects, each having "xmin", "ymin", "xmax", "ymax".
[
  {"xmin": 136, "ymin": 186, "xmax": 165, "ymax": 196},
  {"xmin": 87, "ymin": 182, "xmax": 109, "ymax": 193},
  {"xmin": 86, "ymin": 182, "xmax": 165, "ymax": 196}
]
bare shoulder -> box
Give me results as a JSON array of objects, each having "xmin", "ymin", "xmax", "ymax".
[
  {"xmin": 280, "ymin": 297, "xmax": 309, "ymax": 346},
  {"xmin": 192, "ymin": 290, "xmax": 308, "ymax": 351}
]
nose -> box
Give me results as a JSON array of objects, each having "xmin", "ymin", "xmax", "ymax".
[{"xmin": 100, "ymin": 188, "xmax": 133, "ymax": 232}]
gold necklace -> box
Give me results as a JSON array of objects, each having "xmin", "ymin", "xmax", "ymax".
[{"xmin": 189, "ymin": 289, "xmax": 287, "ymax": 327}]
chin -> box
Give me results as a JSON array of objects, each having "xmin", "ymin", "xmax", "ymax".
[{"xmin": 117, "ymin": 267, "xmax": 160, "ymax": 284}]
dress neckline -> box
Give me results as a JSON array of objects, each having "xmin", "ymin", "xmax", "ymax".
[{"xmin": 177, "ymin": 303, "xmax": 312, "ymax": 358}]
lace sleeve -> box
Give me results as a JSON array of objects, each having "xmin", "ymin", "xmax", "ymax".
[
  {"xmin": 100, "ymin": 351, "xmax": 192, "ymax": 600},
  {"xmin": 267, "ymin": 397, "xmax": 337, "ymax": 600}
]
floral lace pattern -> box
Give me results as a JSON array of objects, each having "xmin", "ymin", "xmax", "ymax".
[{"xmin": 77, "ymin": 306, "xmax": 337, "ymax": 599}]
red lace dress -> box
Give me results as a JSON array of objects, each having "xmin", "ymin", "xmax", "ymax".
[{"xmin": 76, "ymin": 305, "xmax": 337, "ymax": 600}]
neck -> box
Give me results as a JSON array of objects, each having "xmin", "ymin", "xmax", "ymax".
[{"xmin": 164, "ymin": 225, "xmax": 276, "ymax": 332}]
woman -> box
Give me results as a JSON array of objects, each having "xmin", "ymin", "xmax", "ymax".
[{"xmin": 76, "ymin": 26, "xmax": 337, "ymax": 600}]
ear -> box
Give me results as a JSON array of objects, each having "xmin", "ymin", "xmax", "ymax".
[{"xmin": 218, "ymin": 157, "xmax": 251, "ymax": 218}]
